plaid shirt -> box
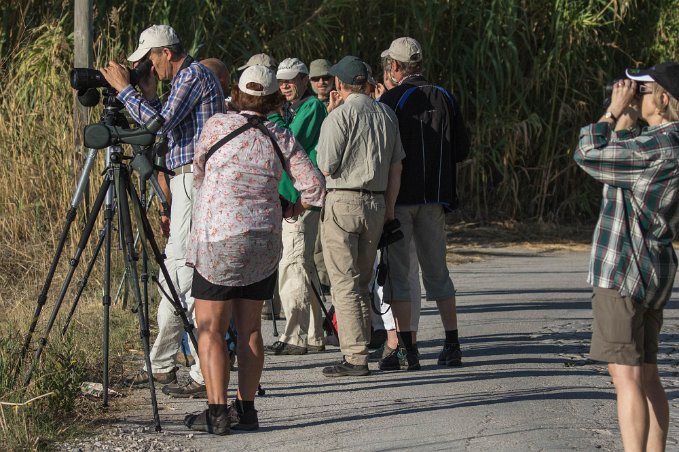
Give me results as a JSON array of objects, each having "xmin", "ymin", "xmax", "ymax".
[
  {"xmin": 574, "ymin": 121, "xmax": 679, "ymax": 308},
  {"xmin": 118, "ymin": 60, "xmax": 224, "ymax": 170}
]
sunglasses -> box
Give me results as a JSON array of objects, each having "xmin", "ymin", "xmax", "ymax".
[{"xmin": 310, "ymin": 75, "xmax": 332, "ymax": 82}]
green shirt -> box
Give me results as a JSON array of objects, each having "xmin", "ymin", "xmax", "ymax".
[{"xmin": 268, "ymin": 94, "xmax": 327, "ymax": 203}]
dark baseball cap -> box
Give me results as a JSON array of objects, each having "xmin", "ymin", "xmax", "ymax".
[
  {"xmin": 626, "ymin": 62, "xmax": 679, "ymax": 100},
  {"xmin": 329, "ymin": 56, "xmax": 368, "ymax": 86}
]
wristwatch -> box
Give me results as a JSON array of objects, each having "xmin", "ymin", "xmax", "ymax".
[{"xmin": 603, "ymin": 111, "xmax": 618, "ymax": 122}]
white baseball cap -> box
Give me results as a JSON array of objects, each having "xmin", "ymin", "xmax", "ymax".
[
  {"xmin": 276, "ymin": 58, "xmax": 309, "ymax": 80},
  {"xmin": 238, "ymin": 65, "xmax": 278, "ymax": 96},
  {"xmin": 380, "ymin": 37, "xmax": 423, "ymax": 63},
  {"xmin": 128, "ymin": 25, "xmax": 180, "ymax": 62}
]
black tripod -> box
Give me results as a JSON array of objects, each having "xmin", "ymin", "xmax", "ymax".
[{"xmin": 18, "ymin": 93, "xmax": 198, "ymax": 432}]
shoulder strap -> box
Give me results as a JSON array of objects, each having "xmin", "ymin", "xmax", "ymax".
[
  {"xmin": 241, "ymin": 114, "xmax": 290, "ymax": 176},
  {"xmin": 395, "ymin": 84, "xmax": 456, "ymax": 112},
  {"xmin": 178, "ymin": 55, "xmax": 195, "ymax": 72},
  {"xmin": 205, "ymin": 120, "xmax": 255, "ymax": 163},
  {"xmin": 204, "ymin": 114, "xmax": 290, "ymax": 177}
]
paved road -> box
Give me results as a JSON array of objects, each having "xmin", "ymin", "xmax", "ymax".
[{"xmin": 81, "ymin": 248, "xmax": 679, "ymax": 451}]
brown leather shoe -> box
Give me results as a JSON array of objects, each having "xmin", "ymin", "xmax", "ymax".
[
  {"xmin": 124, "ymin": 368, "xmax": 177, "ymax": 387},
  {"xmin": 175, "ymin": 352, "xmax": 195, "ymax": 367},
  {"xmin": 264, "ymin": 341, "xmax": 307, "ymax": 355},
  {"xmin": 322, "ymin": 359, "xmax": 370, "ymax": 377},
  {"xmin": 162, "ymin": 379, "xmax": 207, "ymax": 398}
]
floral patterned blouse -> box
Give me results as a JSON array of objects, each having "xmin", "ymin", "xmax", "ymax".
[{"xmin": 186, "ymin": 110, "xmax": 325, "ymax": 286}]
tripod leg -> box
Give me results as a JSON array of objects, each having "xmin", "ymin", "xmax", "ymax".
[
  {"xmin": 126, "ymin": 179, "xmax": 199, "ymax": 354},
  {"xmin": 138, "ymin": 182, "xmax": 151, "ymax": 362},
  {"xmin": 19, "ymin": 149, "xmax": 99, "ymax": 368},
  {"xmin": 270, "ymin": 297, "xmax": 279, "ymax": 337},
  {"xmin": 113, "ymin": 190, "xmax": 155, "ymax": 306},
  {"xmin": 116, "ymin": 168, "xmax": 162, "ymax": 432},
  {"xmin": 101, "ymin": 190, "xmax": 114, "ymax": 407},
  {"xmin": 23, "ymin": 176, "xmax": 112, "ymax": 387},
  {"xmin": 19, "ymin": 207, "xmax": 76, "ymax": 369},
  {"xmin": 61, "ymin": 227, "xmax": 106, "ymax": 336}
]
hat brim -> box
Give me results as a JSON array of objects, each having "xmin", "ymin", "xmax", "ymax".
[
  {"xmin": 380, "ymin": 49, "xmax": 390, "ymax": 59},
  {"xmin": 309, "ymin": 71, "xmax": 330, "ymax": 78},
  {"xmin": 128, "ymin": 46, "xmax": 151, "ymax": 62},
  {"xmin": 237, "ymin": 63, "xmax": 250, "ymax": 71},
  {"xmin": 276, "ymin": 69, "xmax": 303, "ymax": 80},
  {"xmin": 625, "ymin": 69, "xmax": 654, "ymax": 82}
]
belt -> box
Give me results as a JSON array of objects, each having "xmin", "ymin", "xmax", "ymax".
[
  {"xmin": 327, "ymin": 188, "xmax": 385, "ymax": 195},
  {"xmin": 171, "ymin": 163, "xmax": 194, "ymax": 177}
]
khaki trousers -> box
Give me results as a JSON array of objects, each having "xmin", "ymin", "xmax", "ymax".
[
  {"xmin": 314, "ymin": 216, "xmax": 330, "ymax": 287},
  {"xmin": 322, "ymin": 191, "xmax": 385, "ymax": 366},
  {"xmin": 277, "ymin": 209, "xmax": 324, "ymax": 347}
]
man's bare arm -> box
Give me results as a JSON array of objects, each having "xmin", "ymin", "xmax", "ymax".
[{"xmin": 384, "ymin": 160, "xmax": 402, "ymax": 222}]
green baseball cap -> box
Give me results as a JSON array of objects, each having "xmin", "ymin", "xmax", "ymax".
[
  {"xmin": 329, "ymin": 56, "xmax": 368, "ymax": 85},
  {"xmin": 309, "ymin": 59, "xmax": 332, "ymax": 78}
]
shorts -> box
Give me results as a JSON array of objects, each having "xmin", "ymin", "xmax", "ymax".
[
  {"xmin": 192, "ymin": 269, "xmax": 277, "ymax": 301},
  {"xmin": 590, "ymin": 287, "xmax": 663, "ymax": 365},
  {"xmin": 383, "ymin": 204, "xmax": 455, "ymax": 302}
]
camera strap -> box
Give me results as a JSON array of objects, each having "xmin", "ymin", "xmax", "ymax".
[
  {"xmin": 178, "ymin": 55, "xmax": 194, "ymax": 72},
  {"xmin": 204, "ymin": 114, "xmax": 290, "ymax": 178}
]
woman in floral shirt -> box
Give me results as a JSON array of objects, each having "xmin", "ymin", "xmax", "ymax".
[{"xmin": 184, "ymin": 65, "xmax": 325, "ymax": 435}]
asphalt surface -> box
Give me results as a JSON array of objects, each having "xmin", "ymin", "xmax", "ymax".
[{"xmin": 70, "ymin": 248, "xmax": 679, "ymax": 451}]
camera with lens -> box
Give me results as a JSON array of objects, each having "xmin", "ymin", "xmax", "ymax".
[
  {"xmin": 70, "ymin": 59, "xmax": 152, "ymax": 92},
  {"xmin": 378, "ymin": 218, "xmax": 403, "ymax": 250},
  {"xmin": 375, "ymin": 218, "xmax": 404, "ymax": 288},
  {"xmin": 70, "ymin": 60, "xmax": 153, "ymax": 108}
]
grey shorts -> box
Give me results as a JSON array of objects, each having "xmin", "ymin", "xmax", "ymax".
[
  {"xmin": 383, "ymin": 204, "xmax": 455, "ymax": 302},
  {"xmin": 590, "ymin": 287, "xmax": 663, "ymax": 365}
]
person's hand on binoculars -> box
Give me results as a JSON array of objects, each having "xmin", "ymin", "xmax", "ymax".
[
  {"xmin": 99, "ymin": 61, "xmax": 131, "ymax": 93},
  {"xmin": 605, "ymin": 79, "xmax": 640, "ymax": 130}
]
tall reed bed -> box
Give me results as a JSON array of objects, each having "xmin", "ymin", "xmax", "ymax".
[{"xmin": 1, "ymin": 1, "xmax": 677, "ymax": 235}]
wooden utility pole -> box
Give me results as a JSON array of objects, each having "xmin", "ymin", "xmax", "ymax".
[{"xmin": 73, "ymin": 0, "xmax": 92, "ymax": 180}]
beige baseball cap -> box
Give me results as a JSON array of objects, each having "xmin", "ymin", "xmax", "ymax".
[
  {"xmin": 128, "ymin": 25, "xmax": 180, "ymax": 62},
  {"xmin": 380, "ymin": 37, "xmax": 423, "ymax": 63},
  {"xmin": 238, "ymin": 53, "xmax": 278, "ymax": 71},
  {"xmin": 238, "ymin": 65, "xmax": 278, "ymax": 96}
]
